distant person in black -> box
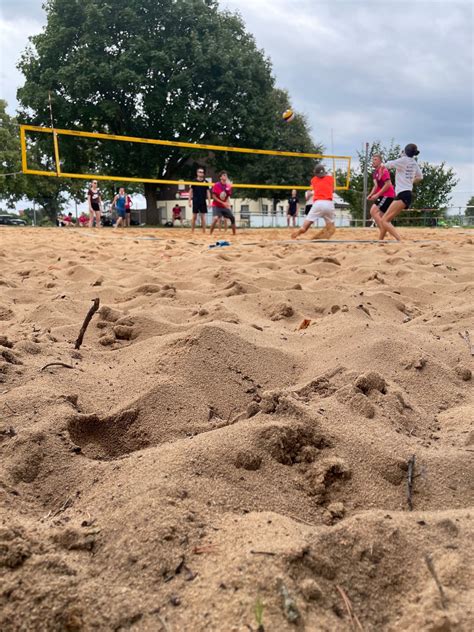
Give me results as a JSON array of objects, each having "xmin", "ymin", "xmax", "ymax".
[
  {"xmin": 287, "ymin": 189, "xmax": 298, "ymax": 227},
  {"xmin": 87, "ymin": 180, "xmax": 102, "ymax": 228},
  {"xmin": 189, "ymin": 167, "xmax": 211, "ymax": 233}
]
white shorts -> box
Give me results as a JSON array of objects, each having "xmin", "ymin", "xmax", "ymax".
[{"xmin": 306, "ymin": 200, "xmax": 335, "ymax": 222}]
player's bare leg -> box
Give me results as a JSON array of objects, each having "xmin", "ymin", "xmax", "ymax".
[
  {"xmin": 292, "ymin": 220, "xmax": 313, "ymax": 239},
  {"xmin": 380, "ymin": 200, "xmax": 405, "ymax": 241},
  {"xmin": 210, "ymin": 217, "xmax": 219, "ymax": 235}
]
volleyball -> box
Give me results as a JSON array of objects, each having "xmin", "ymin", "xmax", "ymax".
[{"xmin": 282, "ymin": 109, "xmax": 294, "ymax": 123}]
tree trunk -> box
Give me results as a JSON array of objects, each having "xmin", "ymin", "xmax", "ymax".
[{"xmin": 144, "ymin": 183, "xmax": 161, "ymax": 225}]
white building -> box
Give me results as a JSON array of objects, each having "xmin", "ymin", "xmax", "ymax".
[{"xmin": 154, "ymin": 192, "xmax": 352, "ymax": 228}]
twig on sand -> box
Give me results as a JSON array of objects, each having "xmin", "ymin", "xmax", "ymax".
[
  {"xmin": 42, "ymin": 496, "xmax": 73, "ymax": 520},
  {"xmin": 193, "ymin": 544, "xmax": 218, "ymax": 554},
  {"xmin": 458, "ymin": 331, "xmax": 474, "ymax": 355},
  {"xmin": 336, "ymin": 585, "xmax": 364, "ymax": 631},
  {"xmin": 4, "ymin": 401, "xmax": 17, "ymax": 415},
  {"xmin": 74, "ymin": 298, "xmax": 100, "ymax": 349},
  {"xmin": 250, "ymin": 550, "xmax": 277, "ymax": 556},
  {"xmin": 425, "ymin": 554, "xmax": 448, "ymax": 609},
  {"xmin": 407, "ymin": 454, "xmax": 416, "ymax": 511},
  {"xmin": 41, "ymin": 362, "xmax": 74, "ymax": 371},
  {"xmin": 156, "ymin": 613, "xmax": 172, "ymax": 632}
]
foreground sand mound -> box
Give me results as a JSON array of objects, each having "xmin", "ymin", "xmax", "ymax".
[{"xmin": 0, "ymin": 228, "xmax": 473, "ymax": 631}]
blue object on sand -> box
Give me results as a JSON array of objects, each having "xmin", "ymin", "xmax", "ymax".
[{"xmin": 209, "ymin": 240, "xmax": 231, "ymax": 249}]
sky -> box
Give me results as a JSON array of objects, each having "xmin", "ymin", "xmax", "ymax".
[{"xmin": 1, "ymin": 0, "xmax": 473, "ymax": 209}]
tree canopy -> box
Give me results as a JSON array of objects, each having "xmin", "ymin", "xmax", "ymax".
[
  {"xmin": 0, "ymin": 99, "xmax": 84, "ymax": 220},
  {"xmin": 17, "ymin": 0, "xmax": 318, "ymax": 216}
]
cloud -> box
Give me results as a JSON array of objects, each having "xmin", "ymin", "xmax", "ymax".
[
  {"xmin": 0, "ymin": 15, "xmax": 43, "ymax": 114},
  {"xmin": 222, "ymin": 0, "xmax": 474, "ymax": 205},
  {"xmin": 0, "ymin": 0, "xmax": 45, "ymax": 21}
]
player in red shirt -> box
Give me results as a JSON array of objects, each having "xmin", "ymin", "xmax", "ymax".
[
  {"xmin": 367, "ymin": 154, "xmax": 395, "ymax": 234},
  {"xmin": 172, "ymin": 203, "xmax": 183, "ymax": 226},
  {"xmin": 210, "ymin": 171, "xmax": 236, "ymax": 235}
]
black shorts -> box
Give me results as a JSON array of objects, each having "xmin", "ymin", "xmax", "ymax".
[
  {"xmin": 304, "ymin": 204, "xmax": 312, "ymax": 216},
  {"xmin": 375, "ymin": 196, "xmax": 394, "ymax": 213},
  {"xmin": 288, "ymin": 209, "xmax": 297, "ymax": 216},
  {"xmin": 396, "ymin": 191, "xmax": 412, "ymax": 209},
  {"xmin": 91, "ymin": 204, "xmax": 100, "ymax": 212},
  {"xmin": 212, "ymin": 207, "xmax": 235, "ymax": 225},
  {"xmin": 193, "ymin": 202, "xmax": 208, "ymax": 214}
]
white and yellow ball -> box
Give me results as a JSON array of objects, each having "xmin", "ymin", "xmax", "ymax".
[{"xmin": 282, "ymin": 109, "xmax": 295, "ymax": 123}]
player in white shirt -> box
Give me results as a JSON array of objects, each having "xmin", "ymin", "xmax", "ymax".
[{"xmin": 380, "ymin": 143, "xmax": 423, "ymax": 241}]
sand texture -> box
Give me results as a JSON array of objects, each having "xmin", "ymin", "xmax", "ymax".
[{"xmin": 0, "ymin": 227, "xmax": 473, "ymax": 631}]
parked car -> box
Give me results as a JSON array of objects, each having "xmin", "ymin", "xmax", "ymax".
[{"xmin": 0, "ymin": 214, "xmax": 27, "ymax": 226}]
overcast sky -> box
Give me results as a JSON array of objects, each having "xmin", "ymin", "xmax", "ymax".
[{"xmin": 1, "ymin": 0, "xmax": 473, "ymax": 207}]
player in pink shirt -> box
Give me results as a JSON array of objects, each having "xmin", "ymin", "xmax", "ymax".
[
  {"xmin": 367, "ymin": 154, "xmax": 395, "ymax": 236},
  {"xmin": 210, "ymin": 171, "xmax": 236, "ymax": 235}
]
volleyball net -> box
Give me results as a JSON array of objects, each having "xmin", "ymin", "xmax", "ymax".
[{"xmin": 20, "ymin": 124, "xmax": 352, "ymax": 191}]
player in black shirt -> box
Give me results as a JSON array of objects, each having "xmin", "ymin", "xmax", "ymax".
[
  {"xmin": 189, "ymin": 167, "xmax": 211, "ymax": 233},
  {"xmin": 287, "ymin": 189, "xmax": 299, "ymax": 227}
]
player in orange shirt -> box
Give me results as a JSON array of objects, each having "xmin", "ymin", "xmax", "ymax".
[{"xmin": 292, "ymin": 164, "xmax": 336, "ymax": 239}]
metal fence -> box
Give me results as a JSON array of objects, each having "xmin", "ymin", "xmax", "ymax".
[{"xmin": 131, "ymin": 205, "xmax": 474, "ymax": 229}]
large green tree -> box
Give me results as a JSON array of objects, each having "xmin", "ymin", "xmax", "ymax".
[
  {"xmin": 17, "ymin": 0, "xmax": 315, "ymax": 220},
  {"xmin": 339, "ymin": 141, "xmax": 459, "ymax": 224}
]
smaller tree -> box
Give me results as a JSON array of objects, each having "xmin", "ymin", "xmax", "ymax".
[
  {"xmin": 463, "ymin": 195, "xmax": 474, "ymax": 216},
  {"xmin": 0, "ymin": 99, "xmax": 87, "ymax": 221},
  {"xmin": 412, "ymin": 162, "xmax": 458, "ymax": 211}
]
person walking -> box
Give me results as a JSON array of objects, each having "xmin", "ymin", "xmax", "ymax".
[
  {"xmin": 87, "ymin": 180, "xmax": 102, "ymax": 228},
  {"xmin": 189, "ymin": 167, "xmax": 210, "ymax": 233},
  {"xmin": 125, "ymin": 192, "xmax": 133, "ymax": 226},
  {"xmin": 113, "ymin": 186, "xmax": 127, "ymax": 228},
  {"xmin": 287, "ymin": 189, "xmax": 299, "ymax": 227}
]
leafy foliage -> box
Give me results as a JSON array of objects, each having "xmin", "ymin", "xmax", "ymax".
[
  {"xmin": 0, "ymin": 99, "xmax": 84, "ymax": 219},
  {"xmin": 465, "ymin": 195, "xmax": 474, "ymax": 215}
]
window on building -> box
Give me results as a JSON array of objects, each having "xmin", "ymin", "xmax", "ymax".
[
  {"xmin": 240, "ymin": 204, "xmax": 250, "ymax": 219},
  {"xmin": 262, "ymin": 204, "xmax": 268, "ymax": 215}
]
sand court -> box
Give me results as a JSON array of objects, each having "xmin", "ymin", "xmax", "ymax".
[{"xmin": 0, "ymin": 226, "xmax": 473, "ymax": 631}]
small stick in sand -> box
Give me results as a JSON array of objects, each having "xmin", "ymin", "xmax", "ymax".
[
  {"xmin": 4, "ymin": 401, "xmax": 17, "ymax": 415},
  {"xmin": 424, "ymin": 553, "xmax": 448, "ymax": 609},
  {"xmin": 458, "ymin": 331, "xmax": 474, "ymax": 355},
  {"xmin": 74, "ymin": 298, "xmax": 100, "ymax": 350},
  {"xmin": 156, "ymin": 613, "xmax": 172, "ymax": 632},
  {"xmin": 41, "ymin": 362, "xmax": 74, "ymax": 371},
  {"xmin": 336, "ymin": 585, "xmax": 364, "ymax": 631},
  {"xmin": 407, "ymin": 454, "xmax": 416, "ymax": 511}
]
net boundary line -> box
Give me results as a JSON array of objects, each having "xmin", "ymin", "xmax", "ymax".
[{"xmin": 19, "ymin": 124, "xmax": 351, "ymax": 191}]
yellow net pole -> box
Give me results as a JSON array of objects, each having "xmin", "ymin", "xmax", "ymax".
[
  {"xmin": 52, "ymin": 131, "xmax": 61, "ymax": 176},
  {"xmin": 20, "ymin": 125, "xmax": 27, "ymax": 173}
]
